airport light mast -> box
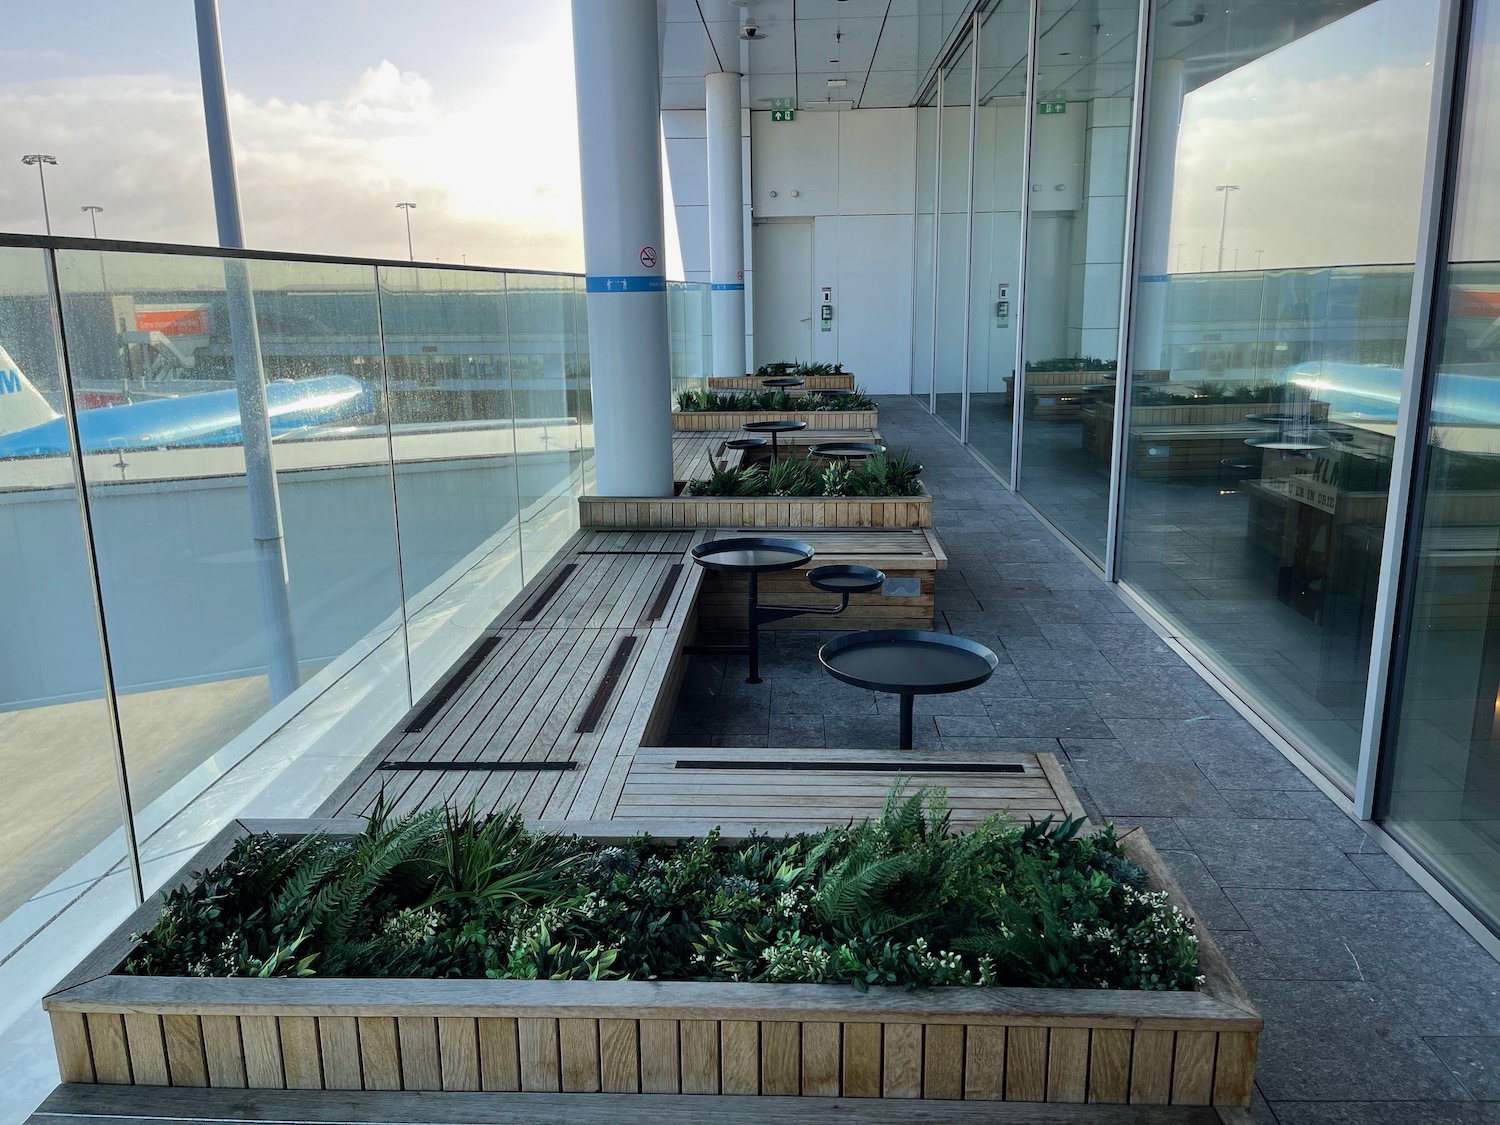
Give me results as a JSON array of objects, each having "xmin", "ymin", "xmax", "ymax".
[
  {"xmin": 81, "ymin": 205, "xmax": 103, "ymax": 238},
  {"xmin": 21, "ymin": 154, "xmax": 57, "ymax": 235},
  {"xmin": 397, "ymin": 202, "xmax": 416, "ymax": 261},
  {"xmin": 1215, "ymin": 184, "xmax": 1240, "ymax": 272}
]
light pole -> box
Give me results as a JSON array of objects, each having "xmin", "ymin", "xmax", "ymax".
[
  {"xmin": 396, "ymin": 201, "xmax": 416, "ymax": 260},
  {"xmin": 81, "ymin": 204, "xmax": 103, "ymax": 238},
  {"xmin": 1215, "ymin": 184, "xmax": 1240, "ymax": 272},
  {"xmin": 1256, "ymin": 249, "xmax": 1266, "ymax": 269},
  {"xmin": 21, "ymin": 154, "xmax": 58, "ymax": 234}
]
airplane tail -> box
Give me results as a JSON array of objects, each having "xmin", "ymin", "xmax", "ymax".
[{"xmin": 0, "ymin": 344, "xmax": 62, "ymax": 436}]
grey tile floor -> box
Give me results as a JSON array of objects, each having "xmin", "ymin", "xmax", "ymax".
[{"xmin": 666, "ymin": 395, "xmax": 1500, "ymax": 1124}]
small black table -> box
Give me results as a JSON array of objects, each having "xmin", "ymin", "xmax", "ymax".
[
  {"xmin": 742, "ymin": 418, "xmax": 807, "ymax": 463},
  {"xmin": 819, "ymin": 630, "xmax": 999, "ymax": 749},
  {"xmin": 809, "ymin": 441, "xmax": 886, "ymax": 463},
  {"xmin": 762, "ymin": 376, "xmax": 805, "ymax": 388},
  {"xmin": 689, "ymin": 537, "xmax": 884, "ymax": 683}
]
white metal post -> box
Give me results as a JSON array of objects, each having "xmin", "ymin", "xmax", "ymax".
[
  {"xmin": 1010, "ymin": 0, "xmax": 1041, "ymax": 489},
  {"xmin": 571, "ymin": 0, "xmax": 674, "ymax": 497},
  {"xmin": 1132, "ymin": 58, "xmax": 1186, "ymax": 371},
  {"xmin": 959, "ymin": 16, "xmax": 980, "ymax": 446},
  {"xmin": 707, "ymin": 72, "xmax": 747, "ymax": 378},
  {"xmin": 194, "ymin": 0, "xmax": 300, "ymax": 702}
]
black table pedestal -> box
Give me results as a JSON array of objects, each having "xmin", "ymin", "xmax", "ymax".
[{"xmin": 899, "ymin": 692, "xmax": 914, "ymax": 750}]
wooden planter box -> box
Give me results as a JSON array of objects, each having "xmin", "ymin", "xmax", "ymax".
[
  {"xmin": 708, "ymin": 375, "xmax": 855, "ymax": 391},
  {"xmin": 46, "ymin": 821, "xmax": 1261, "ymax": 1106},
  {"xmin": 672, "ymin": 409, "xmax": 877, "ymax": 432},
  {"xmin": 579, "ymin": 492, "xmax": 931, "ymax": 529}
]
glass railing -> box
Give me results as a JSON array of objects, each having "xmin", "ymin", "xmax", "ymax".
[{"xmin": 0, "ymin": 239, "xmax": 706, "ymax": 1076}]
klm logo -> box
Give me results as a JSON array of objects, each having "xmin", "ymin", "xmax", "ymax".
[{"xmin": 0, "ymin": 368, "xmax": 20, "ymax": 395}]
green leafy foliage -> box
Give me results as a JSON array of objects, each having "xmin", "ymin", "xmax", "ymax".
[
  {"xmin": 685, "ymin": 451, "xmax": 924, "ymax": 498},
  {"xmin": 1131, "ymin": 381, "xmax": 1294, "ymax": 407},
  {"xmin": 674, "ymin": 388, "xmax": 875, "ymax": 412},
  {"xmin": 1024, "ymin": 356, "xmax": 1117, "ymax": 373},
  {"xmin": 755, "ymin": 360, "xmax": 845, "ymax": 377},
  {"xmin": 124, "ymin": 788, "xmax": 1200, "ymax": 992}
]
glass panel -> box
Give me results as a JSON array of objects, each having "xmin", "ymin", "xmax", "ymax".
[
  {"xmin": 378, "ymin": 265, "xmax": 525, "ymax": 695},
  {"xmin": 570, "ymin": 276, "xmax": 594, "ymax": 496},
  {"xmin": 0, "ymin": 247, "xmax": 131, "ymax": 960},
  {"xmin": 1116, "ymin": 0, "xmax": 1440, "ymax": 783},
  {"xmin": 935, "ymin": 38, "xmax": 975, "ymax": 438},
  {"xmin": 913, "ymin": 101, "xmax": 938, "ymax": 403},
  {"xmin": 1015, "ymin": 0, "xmax": 1139, "ymax": 561},
  {"xmin": 966, "ymin": 2, "xmax": 1031, "ymax": 482},
  {"xmin": 53, "ymin": 249, "xmax": 405, "ymax": 887},
  {"xmin": 667, "ymin": 281, "xmax": 710, "ymax": 397},
  {"xmin": 1386, "ymin": 0, "xmax": 1500, "ymax": 931},
  {"xmin": 506, "ymin": 273, "xmax": 584, "ymax": 570}
]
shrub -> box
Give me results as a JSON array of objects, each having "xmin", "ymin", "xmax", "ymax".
[
  {"xmin": 124, "ymin": 788, "xmax": 1201, "ymax": 991},
  {"xmin": 684, "ymin": 450, "xmax": 924, "ymax": 498},
  {"xmin": 675, "ymin": 388, "xmax": 875, "ymax": 412}
]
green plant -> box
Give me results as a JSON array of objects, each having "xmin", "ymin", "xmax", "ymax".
[
  {"xmin": 125, "ymin": 786, "xmax": 1201, "ymax": 992},
  {"xmin": 1025, "ymin": 356, "xmax": 1117, "ymax": 373},
  {"xmin": 684, "ymin": 449, "xmax": 924, "ymax": 498},
  {"xmin": 675, "ymin": 388, "xmax": 875, "ymax": 412}
]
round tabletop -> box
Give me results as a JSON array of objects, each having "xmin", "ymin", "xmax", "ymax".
[
  {"xmin": 724, "ymin": 437, "xmax": 769, "ymax": 450},
  {"xmin": 691, "ymin": 536, "xmax": 815, "ymax": 574},
  {"xmin": 762, "ymin": 376, "xmax": 805, "ymax": 387},
  {"xmin": 809, "ymin": 441, "xmax": 886, "ymax": 460},
  {"xmin": 743, "ymin": 419, "xmax": 809, "ymax": 434},
  {"xmin": 819, "ymin": 630, "xmax": 998, "ymax": 696},
  {"xmin": 1245, "ymin": 435, "xmax": 1326, "ymax": 452},
  {"xmin": 1245, "ymin": 412, "xmax": 1313, "ymax": 425}
]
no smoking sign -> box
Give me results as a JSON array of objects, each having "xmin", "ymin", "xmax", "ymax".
[{"xmin": 639, "ymin": 245, "xmax": 657, "ymax": 269}]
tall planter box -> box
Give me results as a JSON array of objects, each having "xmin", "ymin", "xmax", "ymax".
[
  {"xmin": 46, "ymin": 820, "xmax": 1260, "ymax": 1106},
  {"xmin": 671, "ymin": 409, "xmax": 877, "ymax": 431},
  {"xmin": 707, "ymin": 374, "xmax": 855, "ymax": 391},
  {"xmin": 579, "ymin": 493, "xmax": 932, "ymax": 529}
]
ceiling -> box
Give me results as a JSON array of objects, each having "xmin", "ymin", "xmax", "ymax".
[{"xmin": 658, "ymin": 0, "xmax": 1385, "ymax": 112}]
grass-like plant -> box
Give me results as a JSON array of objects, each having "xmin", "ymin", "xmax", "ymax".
[
  {"xmin": 684, "ymin": 450, "xmax": 924, "ymax": 498},
  {"xmin": 123, "ymin": 787, "xmax": 1201, "ymax": 991},
  {"xmin": 675, "ymin": 388, "xmax": 875, "ymax": 412},
  {"xmin": 1132, "ymin": 381, "xmax": 1293, "ymax": 407},
  {"xmin": 754, "ymin": 360, "xmax": 846, "ymax": 377}
]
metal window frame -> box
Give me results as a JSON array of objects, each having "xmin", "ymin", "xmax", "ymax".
[
  {"xmin": 1008, "ymin": 0, "xmax": 1042, "ymax": 489},
  {"xmin": 1356, "ymin": 0, "xmax": 1471, "ymax": 819},
  {"xmin": 370, "ymin": 269, "xmax": 415, "ymax": 710},
  {"xmin": 929, "ymin": 75, "xmax": 944, "ymax": 416},
  {"xmin": 959, "ymin": 13, "xmax": 982, "ymax": 446}
]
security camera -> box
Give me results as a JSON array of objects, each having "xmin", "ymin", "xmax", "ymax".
[{"xmin": 740, "ymin": 22, "xmax": 761, "ymax": 40}]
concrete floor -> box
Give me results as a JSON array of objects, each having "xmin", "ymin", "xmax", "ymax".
[{"xmin": 667, "ymin": 395, "xmax": 1500, "ymax": 1125}]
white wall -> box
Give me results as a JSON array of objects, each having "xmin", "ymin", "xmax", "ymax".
[{"xmin": 749, "ymin": 109, "xmax": 917, "ymax": 394}]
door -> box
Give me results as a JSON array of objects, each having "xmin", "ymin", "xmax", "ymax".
[{"xmin": 753, "ymin": 220, "xmax": 814, "ymax": 364}]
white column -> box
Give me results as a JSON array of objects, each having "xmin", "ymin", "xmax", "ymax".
[
  {"xmin": 707, "ymin": 71, "xmax": 747, "ymax": 377},
  {"xmin": 1133, "ymin": 58, "xmax": 1186, "ymax": 372},
  {"xmin": 572, "ymin": 0, "xmax": 674, "ymax": 497}
]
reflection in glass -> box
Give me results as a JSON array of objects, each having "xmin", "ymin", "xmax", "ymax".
[
  {"xmin": 0, "ymin": 247, "xmax": 128, "ymax": 931},
  {"xmin": 935, "ymin": 37, "xmax": 975, "ymax": 440},
  {"xmin": 1117, "ymin": 0, "xmax": 1439, "ymax": 782},
  {"xmin": 1386, "ymin": 0, "xmax": 1500, "ymax": 931},
  {"xmin": 912, "ymin": 96, "xmax": 938, "ymax": 405},
  {"xmin": 1014, "ymin": 0, "xmax": 1138, "ymax": 561}
]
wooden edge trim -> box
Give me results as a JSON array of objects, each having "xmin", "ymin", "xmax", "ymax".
[
  {"xmin": 45, "ymin": 819, "xmax": 253, "ymax": 1001},
  {"xmin": 1120, "ymin": 828, "xmax": 1263, "ymax": 1027},
  {"xmin": 1035, "ymin": 754, "xmax": 1090, "ymax": 825},
  {"xmin": 923, "ymin": 526, "xmax": 949, "ymax": 569}
]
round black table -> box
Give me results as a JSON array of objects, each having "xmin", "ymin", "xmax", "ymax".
[
  {"xmin": 819, "ymin": 630, "xmax": 999, "ymax": 749},
  {"xmin": 724, "ymin": 437, "xmax": 768, "ymax": 455},
  {"xmin": 762, "ymin": 376, "xmax": 805, "ymax": 388},
  {"xmin": 809, "ymin": 441, "xmax": 886, "ymax": 463},
  {"xmin": 691, "ymin": 537, "xmax": 814, "ymax": 684},
  {"xmin": 742, "ymin": 418, "xmax": 807, "ymax": 462}
]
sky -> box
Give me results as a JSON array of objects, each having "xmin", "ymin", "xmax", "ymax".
[{"xmin": 0, "ymin": 2, "xmax": 592, "ymax": 272}]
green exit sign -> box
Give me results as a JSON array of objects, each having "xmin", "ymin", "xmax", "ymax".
[
  {"xmin": 1039, "ymin": 101, "xmax": 1066, "ymax": 115},
  {"xmin": 771, "ymin": 108, "xmax": 795, "ymax": 122}
]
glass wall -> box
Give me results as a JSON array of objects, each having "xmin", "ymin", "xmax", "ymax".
[
  {"xmin": 1115, "ymin": 0, "xmax": 1441, "ymax": 783},
  {"xmin": 1386, "ymin": 0, "xmax": 1500, "ymax": 928},
  {"xmin": 934, "ymin": 34, "xmax": 976, "ymax": 439},
  {"xmin": 1015, "ymin": 0, "xmax": 1139, "ymax": 562},
  {"xmin": 0, "ymin": 245, "xmax": 601, "ymax": 1012}
]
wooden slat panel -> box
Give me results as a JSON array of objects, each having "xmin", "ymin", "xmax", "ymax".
[
  {"xmin": 1212, "ymin": 1031, "xmax": 1258, "ymax": 1106},
  {"xmin": 599, "ymin": 1019, "xmax": 640, "ymax": 1093},
  {"xmin": 518, "ymin": 1017, "xmax": 561, "ymax": 1092},
  {"xmin": 317, "ymin": 1017, "xmax": 361, "ymax": 1090},
  {"xmin": 801, "ymin": 1021, "xmax": 840, "ymax": 1097},
  {"xmin": 398, "ymin": 1016, "xmax": 442, "ymax": 1091},
  {"xmin": 356, "ymin": 1017, "xmax": 400, "ymax": 1092},
  {"xmin": 923, "ymin": 1023, "xmax": 964, "ymax": 1100},
  {"xmin": 761, "ymin": 1021, "xmax": 800, "ymax": 1097},
  {"xmin": 201, "ymin": 1016, "xmax": 246, "ymax": 1089},
  {"xmin": 1005, "ymin": 1025, "xmax": 1048, "ymax": 1102},
  {"xmin": 124, "ymin": 1013, "xmax": 169, "ymax": 1086},
  {"xmin": 1047, "ymin": 1027, "xmax": 1089, "ymax": 1102},
  {"xmin": 639, "ymin": 1019, "xmax": 679, "ymax": 1093},
  {"xmin": 52, "ymin": 1011, "xmax": 93, "ymax": 1083},
  {"xmin": 438, "ymin": 1017, "xmax": 480, "ymax": 1092},
  {"xmin": 842, "ymin": 1022, "xmax": 882, "ymax": 1098},
  {"xmin": 1130, "ymin": 1029, "xmax": 1174, "ymax": 1105},
  {"xmin": 679, "ymin": 1019, "xmax": 719, "ymax": 1095},
  {"xmin": 478, "ymin": 1017, "xmax": 520, "ymax": 1091},
  {"xmin": 162, "ymin": 1015, "xmax": 207, "ymax": 1088},
  {"xmin": 883, "ymin": 1022, "xmax": 922, "ymax": 1099},
  {"xmin": 278, "ymin": 1016, "xmax": 321, "ymax": 1090},
  {"xmin": 1171, "ymin": 1030, "xmax": 1217, "ymax": 1106},
  {"xmin": 85, "ymin": 1013, "xmax": 130, "ymax": 1085},
  {"xmin": 559, "ymin": 1019, "xmax": 601, "ymax": 1093},
  {"xmin": 1089, "ymin": 1027, "xmax": 1132, "ymax": 1104},
  {"xmin": 241, "ymin": 1016, "xmax": 283, "ymax": 1089},
  {"xmin": 963, "ymin": 1024, "xmax": 1005, "ymax": 1101},
  {"xmin": 720, "ymin": 1020, "xmax": 759, "ymax": 1096}
]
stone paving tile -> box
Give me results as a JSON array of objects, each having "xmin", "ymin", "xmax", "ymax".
[
  {"xmin": 1154, "ymin": 848, "xmax": 1250, "ymax": 930},
  {"xmin": 1071, "ymin": 760, "xmax": 1234, "ymax": 818},
  {"xmin": 986, "ymin": 697, "xmax": 1114, "ymax": 738},
  {"xmin": 1270, "ymin": 1101, "xmax": 1500, "ymax": 1123},
  {"xmin": 1175, "ymin": 818, "xmax": 1376, "ymax": 890},
  {"xmin": 1429, "ymin": 1037, "xmax": 1500, "ymax": 1100}
]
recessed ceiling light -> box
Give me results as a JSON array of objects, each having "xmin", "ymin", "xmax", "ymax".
[{"xmin": 827, "ymin": 78, "xmax": 847, "ymax": 88}]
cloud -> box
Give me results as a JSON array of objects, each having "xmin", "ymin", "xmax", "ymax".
[{"xmin": 0, "ymin": 56, "xmax": 584, "ymax": 272}]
